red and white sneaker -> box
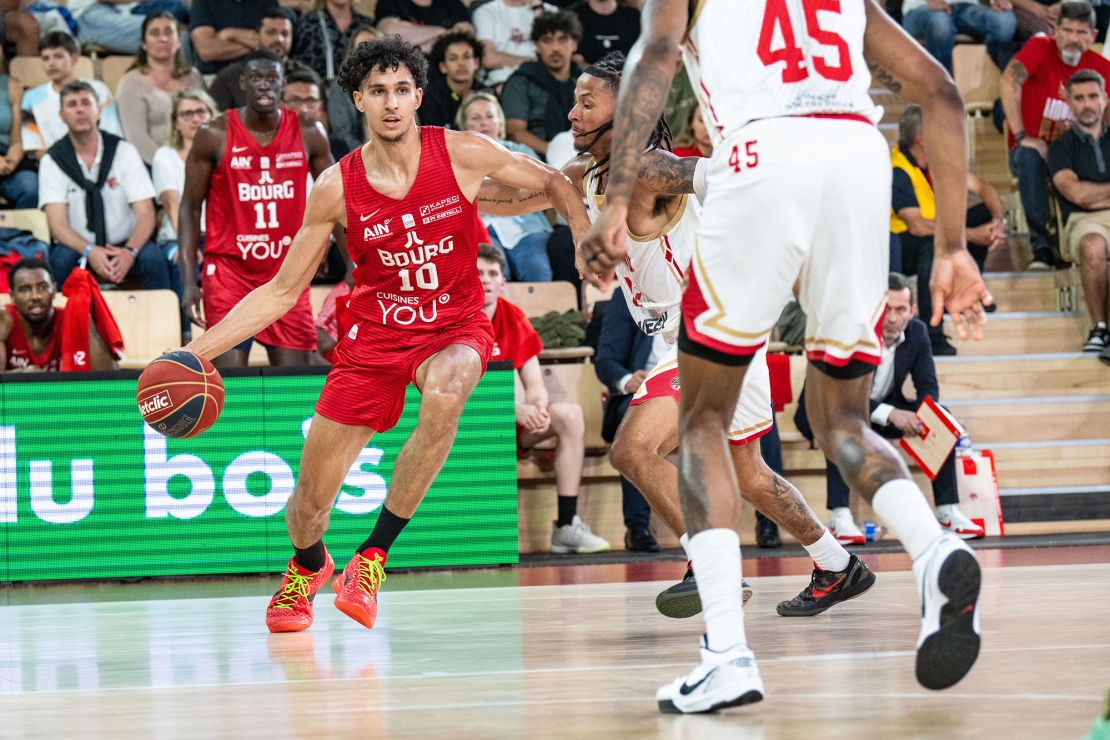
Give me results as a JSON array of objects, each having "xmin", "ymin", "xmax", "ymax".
[
  {"xmin": 828, "ymin": 508, "xmax": 865, "ymax": 545},
  {"xmin": 936, "ymin": 505, "xmax": 986, "ymax": 539},
  {"xmin": 265, "ymin": 549, "xmax": 335, "ymax": 633},
  {"xmin": 333, "ymin": 548, "xmax": 388, "ymax": 630}
]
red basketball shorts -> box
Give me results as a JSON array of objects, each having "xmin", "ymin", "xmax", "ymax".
[
  {"xmin": 201, "ymin": 255, "xmax": 316, "ymax": 352},
  {"xmin": 315, "ymin": 314, "xmax": 494, "ymax": 431}
]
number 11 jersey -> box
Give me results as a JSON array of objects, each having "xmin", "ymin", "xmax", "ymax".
[{"xmin": 682, "ymin": 0, "xmax": 877, "ymax": 147}]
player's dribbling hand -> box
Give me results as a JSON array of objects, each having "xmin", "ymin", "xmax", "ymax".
[
  {"xmin": 930, "ymin": 249, "xmax": 994, "ymax": 341},
  {"xmin": 182, "ymin": 284, "xmax": 206, "ymax": 329},
  {"xmin": 580, "ymin": 207, "xmax": 628, "ymax": 288}
]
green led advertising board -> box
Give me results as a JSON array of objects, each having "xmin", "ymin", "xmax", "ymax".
[{"xmin": 0, "ymin": 368, "xmax": 518, "ymax": 581}]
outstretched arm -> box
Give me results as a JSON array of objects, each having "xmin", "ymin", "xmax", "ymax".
[
  {"xmin": 863, "ymin": 0, "xmax": 993, "ymax": 336},
  {"xmin": 186, "ymin": 165, "xmax": 345, "ymax": 360}
]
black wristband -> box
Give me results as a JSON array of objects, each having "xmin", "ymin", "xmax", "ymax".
[{"xmin": 1014, "ymin": 131, "xmax": 1028, "ymax": 144}]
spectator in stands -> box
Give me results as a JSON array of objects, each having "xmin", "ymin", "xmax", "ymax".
[
  {"xmin": 473, "ymin": 0, "xmax": 556, "ymax": 88},
  {"xmin": 670, "ymin": 103, "xmax": 710, "ymax": 158},
  {"xmin": 190, "ymin": 0, "xmax": 279, "ymax": 76},
  {"xmin": 1001, "ymin": 0, "xmax": 1110, "ymax": 269},
  {"xmin": 21, "ymin": 32, "xmax": 123, "ymax": 156},
  {"xmin": 0, "ymin": 47, "xmax": 36, "ymax": 209},
  {"xmin": 1048, "ymin": 69, "xmax": 1110, "ymax": 352},
  {"xmin": 794, "ymin": 273, "xmax": 986, "ymax": 544},
  {"xmin": 39, "ymin": 81, "xmax": 173, "ymax": 292},
  {"xmin": 501, "ymin": 10, "xmax": 582, "ymax": 158},
  {"xmin": 0, "ymin": 257, "xmax": 119, "ymax": 372},
  {"xmin": 68, "ymin": 0, "xmax": 189, "ymax": 56},
  {"xmin": 901, "ymin": 0, "xmax": 1017, "ymax": 72},
  {"xmin": 459, "ymin": 92, "xmax": 554, "ymax": 280},
  {"xmin": 152, "ymin": 90, "xmax": 216, "ymax": 261},
  {"xmin": 570, "ymin": 0, "xmax": 639, "ymax": 65},
  {"xmin": 374, "ymin": 0, "xmax": 473, "ymax": 54},
  {"xmin": 292, "ymin": 0, "xmax": 375, "ymax": 83},
  {"xmin": 326, "ymin": 26, "xmax": 378, "ymax": 157},
  {"xmin": 477, "ymin": 243, "xmax": 610, "ymax": 554},
  {"xmin": 209, "ymin": 9, "xmax": 312, "ymax": 111},
  {"xmin": 891, "ymin": 105, "xmax": 1008, "ymax": 356},
  {"xmin": 117, "ymin": 11, "xmax": 206, "ymax": 167},
  {"xmin": 3, "ymin": 0, "xmax": 39, "ymax": 57},
  {"xmin": 420, "ymin": 30, "xmax": 482, "ymax": 128},
  {"xmin": 594, "ymin": 288, "xmax": 661, "ymax": 552}
]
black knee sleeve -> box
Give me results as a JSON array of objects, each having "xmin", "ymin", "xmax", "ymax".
[{"xmin": 809, "ymin": 358, "xmax": 876, "ymax": 380}]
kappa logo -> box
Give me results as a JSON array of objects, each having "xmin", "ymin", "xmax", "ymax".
[{"xmin": 138, "ymin": 390, "xmax": 173, "ymax": 417}]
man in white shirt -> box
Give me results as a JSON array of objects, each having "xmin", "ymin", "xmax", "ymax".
[
  {"xmin": 794, "ymin": 273, "xmax": 985, "ymax": 542},
  {"xmin": 39, "ymin": 81, "xmax": 175, "ymax": 292},
  {"xmin": 20, "ymin": 32, "xmax": 122, "ymax": 156},
  {"xmin": 473, "ymin": 0, "xmax": 556, "ymax": 87}
]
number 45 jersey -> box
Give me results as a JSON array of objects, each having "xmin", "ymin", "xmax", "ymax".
[
  {"xmin": 206, "ymin": 108, "xmax": 310, "ymax": 279},
  {"xmin": 682, "ymin": 0, "xmax": 878, "ymax": 147},
  {"xmin": 340, "ymin": 126, "xmax": 484, "ymax": 336}
]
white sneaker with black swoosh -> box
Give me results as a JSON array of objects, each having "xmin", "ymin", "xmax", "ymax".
[{"xmin": 656, "ymin": 636, "xmax": 764, "ymax": 714}]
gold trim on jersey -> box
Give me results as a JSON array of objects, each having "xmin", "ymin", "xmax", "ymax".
[
  {"xmin": 686, "ymin": 0, "xmax": 708, "ymax": 41},
  {"xmin": 628, "ymin": 195, "xmax": 689, "ymax": 244},
  {"xmin": 803, "ymin": 295, "xmax": 887, "ymax": 353},
  {"xmin": 691, "ymin": 238, "xmax": 777, "ymax": 340},
  {"xmin": 729, "ymin": 418, "xmax": 774, "ymax": 440}
]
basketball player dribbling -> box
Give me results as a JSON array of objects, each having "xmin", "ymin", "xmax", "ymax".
[
  {"xmin": 185, "ymin": 37, "xmax": 593, "ymax": 634},
  {"xmin": 179, "ymin": 48, "xmax": 336, "ymax": 368},
  {"xmin": 582, "ymin": 0, "xmax": 994, "ymax": 713},
  {"xmin": 479, "ymin": 52, "xmax": 876, "ymax": 622}
]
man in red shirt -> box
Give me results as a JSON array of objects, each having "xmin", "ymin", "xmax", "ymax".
[
  {"xmin": 185, "ymin": 37, "xmax": 591, "ymax": 633},
  {"xmin": 0, "ymin": 257, "xmax": 116, "ymax": 372},
  {"xmin": 477, "ymin": 243, "xmax": 609, "ymax": 554},
  {"xmin": 1001, "ymin": 0, "xmax": 1110, "ymax": 269},
  {"xmin": 180, "ymin": 48, "xmax": 335, "ymax": 368}
]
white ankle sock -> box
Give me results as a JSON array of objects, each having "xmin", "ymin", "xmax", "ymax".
[
  {"xmin": 803, "ymin": 529, "xmax": 851, "ymax": 572},
  {"xmin": 871, "ymin": 478, "xmax": 944, "ymax": 562},
  {"xmin": 679, "ymin": 532, "xmax": 690, "ymax": 558},
  {"xmin": 686, "ymin": 528, "xmax": 746, "ymax": 652}
]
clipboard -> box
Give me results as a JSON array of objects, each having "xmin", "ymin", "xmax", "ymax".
[{"xmin": 898, "ymin": 396, "xmax": 960, "ymax": 480}]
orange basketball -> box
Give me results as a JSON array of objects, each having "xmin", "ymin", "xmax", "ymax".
[{"xmin": 137, "ymin": 350, "xmax": 224, "ymax": 439}]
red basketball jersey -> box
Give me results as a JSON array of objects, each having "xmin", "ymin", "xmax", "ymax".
[
  {"xmin": 206, "ymin": 109, "xmax": 309, "ymax": 278},
  {"xmin": 340, "ymin": 126, "xmax": 484, "ymax": 334},
  {"xmin": 4, "ymin": 303, "xmax": 63, "ymax": 371}
]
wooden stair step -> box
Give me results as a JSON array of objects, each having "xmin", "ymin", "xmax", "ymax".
[
  {"xmin": 936, "ymin": 353, "xmax": 1110, "ymax": 399},
  {"xmin": 944, "ymin": 312, "xmax": 1085, "ymax": 355},
  {"xmin": 983, "ymin": 272, "xmax": 1058, "ymax": 312},
  {"xmin": 987, "ymin": 440, "xmax": 1110, "ymax": 490},
  {"xmin": 947, "ymin": 395, "xmax": 1110, "ymax": 443}
]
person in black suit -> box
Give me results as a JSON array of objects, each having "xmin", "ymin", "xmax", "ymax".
[
  {"xmin": 594, "ymin": 289, "xmax": 660, "ymax": 551},
  {"xmin": 795, "ymin": 273, "xmax": 985, "ymax": 543}
]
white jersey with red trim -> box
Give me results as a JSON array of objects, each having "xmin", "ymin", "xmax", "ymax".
[
  {"xmin": 584, "ymin": 160, "xmax": 701, "ymax": 344},
  {"xmin": 681, "ymin": 0, "xmax": 878, "ymax": 147}
]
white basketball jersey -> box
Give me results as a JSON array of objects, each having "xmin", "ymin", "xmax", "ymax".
[
  {"xmin": 584, "ymin": 160, "xmax": 701, "ymax": 344},
  {"xmin": 682, "ymin": 0, "xmax": 878, "ymax": 146}
]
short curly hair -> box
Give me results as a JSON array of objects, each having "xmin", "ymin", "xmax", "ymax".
[
  {"xmin": 430, "ymin": 30, "xmax": 484, "ymax": 71},
  {"xmin": 338, "ymin": 35, "xmax": 429, "ymax": 95},
  {"xmin": 531, "ymin": 10, "xmax": 583, "ymax": 43}
]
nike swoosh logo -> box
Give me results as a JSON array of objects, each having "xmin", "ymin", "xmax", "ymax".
[
  {"xmin": 359, "ymin": 208, "xmax": 382, "ymax": 222},
  {"xmin": 679, "ymin": 669, "xmax": 714, "ymax": 696},
  {"xmin": 231, "ymin": 145, "xmax": 249, "ymax": 153},
  {"xmin": 811, "ymin": 575, "xmax": 846, "ymax": 600}
]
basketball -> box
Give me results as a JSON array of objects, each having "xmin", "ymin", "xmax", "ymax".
[{"xmin": 136, "ymin": 350, "xmax": 224, "ymax": 439}]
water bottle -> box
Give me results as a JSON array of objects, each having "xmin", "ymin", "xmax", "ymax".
[
  {"xmin": 864, "ymin": 521, "xmax": 877, "ymax": 542},
  {"xmin": 956, "ymin": 433, "xmax": 972, "ymax": 455}
]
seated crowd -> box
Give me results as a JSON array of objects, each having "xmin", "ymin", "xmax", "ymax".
[{"xmin": 0, "ymin": 0, "xmax": 1103, "ymax": 554}]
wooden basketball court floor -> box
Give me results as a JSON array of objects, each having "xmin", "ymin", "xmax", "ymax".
[{"xmin": 1, "ymin": 545, "xmax": 1108, "ymax": 739}]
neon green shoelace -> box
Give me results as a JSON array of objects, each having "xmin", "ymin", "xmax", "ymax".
[
  {"xmin": 354, "ymin": 553, "xmax": 387, "ymax": 596},
  {"xmin": 272, "ymin": 568, "xmax": 313, "ymax": 610}
]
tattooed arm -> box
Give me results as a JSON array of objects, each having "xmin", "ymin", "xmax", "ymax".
[
  {"xmin": 637, "ymin": 150, "xmax": 703, "ymax": 195},
  {"xmin": 580, "ymin": 0, "xmax": 688, "ymax": 276},
  {"xmin": 475, "ymin": 181, "xmax": 551, "ymax": 216},
  {"xmin": 864, "ymin": 0, "xmax": 992, "ymax": 335},
  {"xmin": 1000, "ymin": 60, "xmax": 1045, "ymax": 156}
]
